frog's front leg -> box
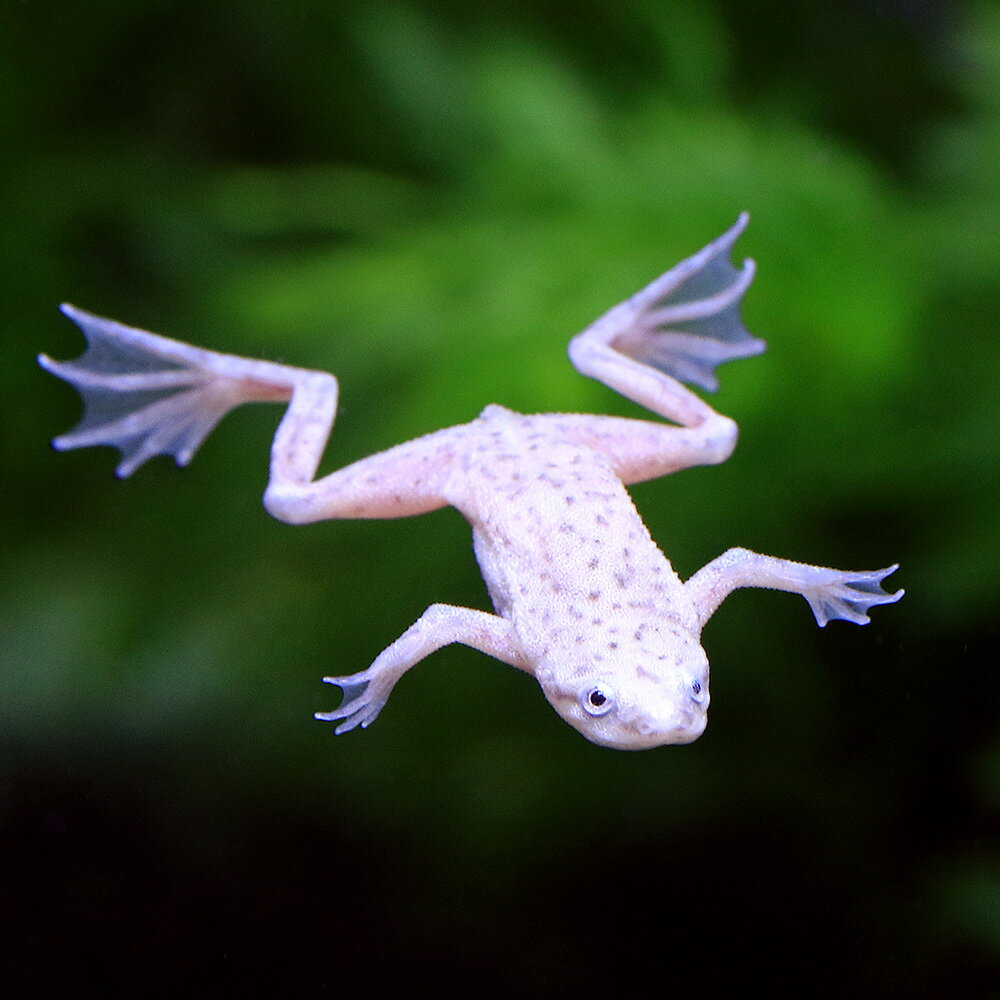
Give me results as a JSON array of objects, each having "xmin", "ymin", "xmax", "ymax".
[
  {"xmin": 315, "ymin": 605, "xmax": 530, "ymax": 733},
  {"xmin": 685, "ymin": 548, "xmax": 903, "ymax": 630}
]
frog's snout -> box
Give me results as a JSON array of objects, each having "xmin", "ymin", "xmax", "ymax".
[
  {"xmin": 631, "ymin": 676, "xmax": 710, "ymax": 746},
  {"xmin": 636, "ymin": 704, "xmax": 708, "ymax": 745},
  {"xmin": 595, "ymin": 697, "xmax": 709, "ymax": 749}
]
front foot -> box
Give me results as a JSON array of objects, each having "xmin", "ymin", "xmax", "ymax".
[
  {"xmin": 314, "ymin": 664, "xmax": 401, "ymax": 735},
  {"xmin": 313, "ymin": 618, "xmax": 426, "ymax": 735},
  {"xmin": 686, "ymin": 548, "xmax": 903, "ymax": 630},
  {"xmin": 799, "ymin": 564, "xmax": 904, "ymax": 627},
  {"xmin": 314, "ymin": 603, "xmax": 526, "ymax": 735}
]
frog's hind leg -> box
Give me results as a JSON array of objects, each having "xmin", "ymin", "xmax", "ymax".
[
  {"xmin": 41, "ymin": 304, "xmax": 462, "ymax": 522},
  {"xmin": 565, "ymin": 214, "xmax": 763, "ymax": 483},
  {"xmin": 39, "ymin": 305, "xmax": 316, "ymax": 479}
]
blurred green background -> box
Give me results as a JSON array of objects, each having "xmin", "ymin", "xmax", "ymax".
[{"xmin": 3, "ymin": 0, "xmax": 999, "ymax": 995}]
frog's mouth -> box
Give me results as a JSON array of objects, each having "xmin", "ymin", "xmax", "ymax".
[{"xmin": 583, "ymin": 708, "xmax": 708, "ymax": 750}]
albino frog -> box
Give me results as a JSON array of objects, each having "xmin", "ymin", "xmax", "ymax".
[{"xmin": 39, "ymin": 215, "xmax": 901, "ymax": 749}]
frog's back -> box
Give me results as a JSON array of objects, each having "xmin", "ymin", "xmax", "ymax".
[{"xmin": 447, "ymin": 406, "xmax": 692, "ymax": 653}]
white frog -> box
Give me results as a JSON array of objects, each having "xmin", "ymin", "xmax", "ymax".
[{"xmin": 39, "ymin": 215, "xmax": 902, "ymax": 749}]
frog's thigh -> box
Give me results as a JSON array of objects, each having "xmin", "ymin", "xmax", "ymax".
[
  {"xmin": 550, "ymin": 413, "xmax": 737, "ymax": 485},
  {"xmin": 264, "ymin": 423, "xmax": 476, "ymax": 525}
]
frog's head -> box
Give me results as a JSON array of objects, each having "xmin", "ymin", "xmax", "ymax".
[{"xmin": 539, "ymin": 642, "xmax": 710, "ymax": 750}]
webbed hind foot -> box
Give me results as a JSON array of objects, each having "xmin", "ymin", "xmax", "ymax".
[
  {"xmin": 40, "ymin": 305, "xmax": 304, "ymax": 478},
  {"xmin": 570, "ymin": 213, "xmax": 765, "ymax": 396}
]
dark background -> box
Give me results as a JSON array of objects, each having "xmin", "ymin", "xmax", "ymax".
[{"xmin": 3, "ymin": 1, "xmax": 999, "ymax": 995}]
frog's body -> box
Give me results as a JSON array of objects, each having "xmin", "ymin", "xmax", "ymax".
[
  {"xmin": 457, "ymin": 406, "xmax": 708, "ymax": 748},
  {"xmin": 39, "ymin": 215, "xmax": 902, "ymax": 749}
]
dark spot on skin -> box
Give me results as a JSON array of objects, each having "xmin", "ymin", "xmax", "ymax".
[
  {"xmin": 609, "ymin": 642, "xmax": 618, "ymax": 650},
  {"xmin": 587, "ymin": 558, "xmax": 599, "ymax": 570},
  {"xmin": 565, "ymin": 496, "xmax": 576, "ymax": 505},
  {"xmin": 591, "ymin": 618, "xmax": 603, "ymax": 626},
  {"xmin": 596, "ymin": 514, "xmax": 610, "ymax": 526},
  {"xmin": 588, "ymin": 590, "xmax": 601, "ymax": 601}
]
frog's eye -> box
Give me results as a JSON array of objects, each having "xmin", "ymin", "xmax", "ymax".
[
  {"xmin": 690, "ymin": 679, "xmax": 704, "ymax": 702},
  {"xmin": 582, "ymin": 684, "xmax": 616, "ymax": 716}
]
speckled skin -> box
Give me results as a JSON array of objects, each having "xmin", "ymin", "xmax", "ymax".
[
  {"xmin": 40, "ymin": 216, "xmax": 902, "ymax": 749},
  {"xmin": 457, "ymin": 407, "xmax": 709, "ymax": 748}
]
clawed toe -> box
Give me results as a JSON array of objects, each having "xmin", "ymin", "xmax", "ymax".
[
  {"xmin": 315, "ymin": 675, "xmax": 389, "ymax": 734},
  {"xmin": 805, "ymin": 564, "xmax": 904, "ymax": 627}
]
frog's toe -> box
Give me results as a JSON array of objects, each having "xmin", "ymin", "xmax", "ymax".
[
  {"xmin": 575, "ymin": 213, "xmax": 765, "ymax": 392},
  {"xmin": 804, "ymin": 564, "xmax": 904, "ymax": 627},
  {"xmin": 315, "ymin": 674, "xmax": 389, "ymax": 734},
  {"xmin": 42, "ymin": 305, "xmax": 282, "ymax": 478}
]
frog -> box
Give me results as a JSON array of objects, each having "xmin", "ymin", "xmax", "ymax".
[{"xmin": 38, "ymin": 214, "xmax": 902, "ymax": 749}]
